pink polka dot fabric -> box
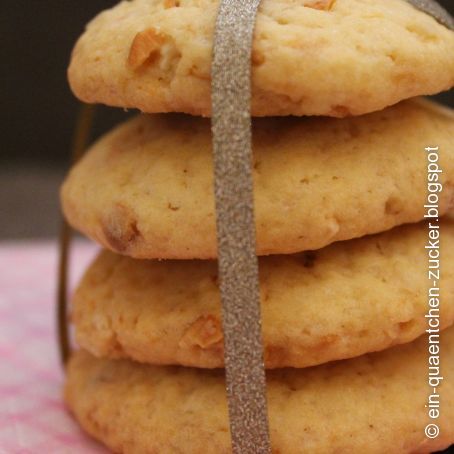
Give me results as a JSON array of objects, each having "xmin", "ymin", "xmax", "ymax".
[{"xmin": 0, "ymin": 240, "xmax": 107, "ymax": 453}]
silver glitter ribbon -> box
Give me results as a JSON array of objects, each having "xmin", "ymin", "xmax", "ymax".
[
  {"xmin": 211, "ymin": 0, "xmax": 271, "ymax": 452},
  {"xmin": 209, "ymin": 0, "xmax": 452, "ymax": 453},
  {"xmin": 407, "ymin": 0, "xmax": 454, "ymax": 30}
]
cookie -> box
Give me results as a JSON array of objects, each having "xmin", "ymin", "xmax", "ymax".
[
  {"xmin": 66, "ymin": 326, "xmax": 454, "ymax": 453},
  {"xmin": 61, "ymin": 99, "xmax": 454, "ymax": 259},
  {"xmin": 72, "ymin": 221, "xmax": 454, "ymax": 369},
  {"xmin": 68, "ymin": 0, "xmax": 454, "ymax": 117}
]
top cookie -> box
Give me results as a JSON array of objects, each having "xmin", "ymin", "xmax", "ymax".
[{"xmin": 68, "ymin": 0, "xmax": 454, "ymax": 117}]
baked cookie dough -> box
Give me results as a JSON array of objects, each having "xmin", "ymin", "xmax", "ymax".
[
  {"xmin": 61, "ymin": 99, "xmax": 454, "ymax": 259},
  {"xmin": 68, "ymin": 0, "xmax": 454, "ymax": 117},
  {"xmin": 66, "ymin": 326, "xmax": 454, "ymax": 454},
  {"xmin": 72, "ymin": 221, "xmax": 454, "ymax": 369}
]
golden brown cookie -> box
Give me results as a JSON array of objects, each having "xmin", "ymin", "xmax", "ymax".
[
  {"xmin": 61, "ymin": 99, "xmax": 454, "ymax": 259},
  {"xmin": 72, "ymin": 221, "xmax": 454, "ymax": 369},
  {"xmin": 66, "ymin": 326, "xmax": 454, "ymax": 453},
  {"xmin": 68, "ymin": 0, "xmax": 454, "ymax": 117}
]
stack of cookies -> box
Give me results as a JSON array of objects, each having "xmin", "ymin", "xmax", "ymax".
[{"xmin": 61, "ymin": 0, "xmax": 454, "ymax": 452}]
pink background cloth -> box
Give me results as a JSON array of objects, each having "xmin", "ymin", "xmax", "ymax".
[{"xmin": 0, "ymin": 240, "xmax": 108, "ymax": 453}]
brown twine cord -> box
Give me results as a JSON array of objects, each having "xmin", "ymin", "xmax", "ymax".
[{"xmin": 57, "ymin": 103, "xmax": 95, "ymax": 367}]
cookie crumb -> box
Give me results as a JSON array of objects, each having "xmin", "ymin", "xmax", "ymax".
[
  {"xmin": 128, "ymin": 28, "xmax": 167, "ymax": 70},
  {"xmin": 330, "ymin": 105, "xmax": 352, "ymax": 117},
  {"xmin": 168, "ymin": 203, "xmax": 180, "ymax": 211},
  {"xmin": 102, "ymin": 204, "xmax": 142, "ymax": 253},
  {"xmin": 306, "ymin": 0, "xmax": 336, "ymax": 11},
  {"xmin": 179, "ymin": 315, "xmax": 223, "ymax": 350},
  {"xmin": 164, "ymin": 0, "xmax": 180, "ymax": 8},
  {"xmin": 252, "ymin": 49, "xmax": 265, "ymax": 66}
]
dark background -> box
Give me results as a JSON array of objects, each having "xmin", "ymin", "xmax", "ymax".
[{"xmin": 0, "ymin": 0, "xmax": 453, "ymax": 239}]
